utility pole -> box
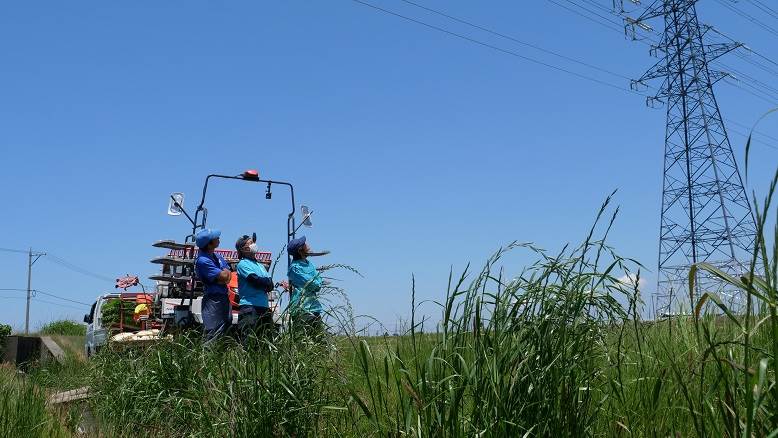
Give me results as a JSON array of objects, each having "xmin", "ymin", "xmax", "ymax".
[
  {"xmin": 25, "ymin": 248, "xmax": 46, "ymax": 334},
  {"xmin": 622, "ymin": 0, "xmax": 758, "ymax": 316}
]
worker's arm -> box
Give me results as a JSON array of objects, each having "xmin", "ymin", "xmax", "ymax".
[
  {"xmin": 196, "ymin": 256, "xmax": 231, "ymax": 285},
  {"xmin": 216, "ymin": 269, "xmax": 231, "ymax": 285},
  {"xmin": 245, "ymin": 274, "xmax": 274, "ymax": 292},
  {"xmin": 289, "ymin": 263, "xmax": 322, "ymax": 293}
]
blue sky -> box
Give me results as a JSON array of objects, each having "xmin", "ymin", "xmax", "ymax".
[{"xmin": 1, "ymin": 0, "xmax": 776, "ymax": 332}]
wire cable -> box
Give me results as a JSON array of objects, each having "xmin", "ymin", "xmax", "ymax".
[
  {"xmin": 723, "ymin": 78, "xmax": 778, "ymax": 105},
  {"xmin": 545, "ymin": 0, "xmax": 625, "ymax": 34},
  {"xmin": 398, "ymin": 0, "xmax": 632, "ymax": 80},
  {"xmin": 45, "ymin": 253, "xmax": 115, "ymax": 283},
  {"xmin": 748, "ymin": 0, "xmax": 778, "ymax": 20},
  {"xmin": 33, "ymin": 297, "xmax": 89, "ymax": 310},
  {"xmin": 1, "ymin": 287, "xmax": 92, "ymax": 305},
  {"xmin": 356, "ymin": 0, "xmax": 778, "ymax": 153},
  {"xmin": 714, "ymin": 0, "xmax": 778, "ymax": 39},
  {"xmin": 560, "ymin": 1, "xmax": 778, "ymax": 104},
  {"xmin": 727, "ymin": 126, "xmax": 778, "ymax": 151},
  {"xmin": 33, "ymin": 289, "xmax": 91, "ymax": 306},
  {"xmin": 564, "ymin": 0, "xmax": 625, "ymax": 27},
  {"xmin": 0, "ymin": 247, "xmax": 29, "ymax": 254},
  {"xmin": 0, "ymin": 295, "xmax": 87, "ymax": 311},
  {"xmin": 350, "ymin": 0, "xmax": 642, "ymax": 94},
  {"xmin": 726, "ymin": 118, "xmax": 778, "ymax": 144},
  {"xmin": 706, "ymin": 26, "xmax": 778, "ymax": 76}
]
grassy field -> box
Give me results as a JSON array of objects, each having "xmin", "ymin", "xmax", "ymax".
[
  {"xmin": 0, "ymin": 364, "xmax": 79, "ymax": 437},
  {"xmin": 0, "ymin": 328, "xmax": 88, "ymax": 437},
  {"xmin": 7, "ymin": 191, "xmax": 776, "ymax": 437},
  {"xmin": 6, "ymin": 211, "xmax": 777, "ymax": 437},
  {"xmin": 80, "ymin": 182, "xmax": 776, "ymax": 436},
  {"xmin": 5, "ymin": 139, "xmax": 777, "ymax": 436}
]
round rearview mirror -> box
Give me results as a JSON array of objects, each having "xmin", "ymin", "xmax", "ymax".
[
  {"xmin": 168, "ymin": 193, "xmax": 185, "ymax": 216},
  {"xmin": 301, "ymin": 205, "xmax": 313, "ymax": 227}
]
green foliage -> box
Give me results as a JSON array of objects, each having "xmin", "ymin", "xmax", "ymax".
[
  {"xmin": 83, "ymin": 116, "xmax": 778, "ymax": 436},
  {"xmin": 0, "ymin": 367, "xmax": 71, "ymax": 437},
  {"xmin": 345, "ymin": 195, "xmax": 642, "ymax": 436},
  {"xmin": 85, "ymin": 178, "xmax": 778, "ymax": 436},
  {"xmin": 89, "ymin": 330, "xmax": 347, "ymax": 437},
  {"xmin": 39, "ymin": 320, "xmax": 86, "ymax": 337},
  {"xmin": 0, "ymin": 323, "xmax": 10, "ymax": 355},
  {"xmin": 27, "ymin": 354, "xmax": 90, "ymax": 392}
]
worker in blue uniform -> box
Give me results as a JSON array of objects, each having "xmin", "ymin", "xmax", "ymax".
[
  {"xmin": 235, "ymin": 234, "xmax": 275, "ymax": 342},
  {"xmin": 286, "ymin": 236, "xmax": 324, "ymax": 333},
  {"xmin": 194, "ymin": 228, "xmax": 232, "ymax": 342}
]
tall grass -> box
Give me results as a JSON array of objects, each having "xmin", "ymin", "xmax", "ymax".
[
  {"xmin": 88, "ymin": 330, "xmax": 350, "ymax": 437},
  {"xmin": 346, "ymin": 195, "xmax": 645, "ymax": 436},
  {"xmin": 0, "ymin": 365, "xmax": 72, "ymax": 437},
  {"xmin": 85, "ymin": 182, "xmax": 778, "ymax": 436},
  {"xmin": 84, "ymin": 123, "xmax": 778, "ymax": 436},
  {"xmin": 39, "ymin": 320, "xmax": 86, "ymax": 337}
]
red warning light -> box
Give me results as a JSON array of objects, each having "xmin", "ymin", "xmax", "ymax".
[{"xmin": 242, "ymin": 169, "xmax": 260, "ymax": 181}]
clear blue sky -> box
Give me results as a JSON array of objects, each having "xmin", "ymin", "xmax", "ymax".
[{"xmin": 1, "ymin": 0, "xmax": 776, "ymax": 332}]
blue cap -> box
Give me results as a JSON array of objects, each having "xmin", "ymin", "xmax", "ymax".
[
  {"xmin": 287, "ymin": 236, "xmax": 306, "ymax": 256},
  {"xmin": 195, "ymin": 228, "xmax": 221, "ymax": 249}
]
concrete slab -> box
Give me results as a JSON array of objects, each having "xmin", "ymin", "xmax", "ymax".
[{"xmin": 40, "ymin": 336, "xmax": 65, "ymax": 363}]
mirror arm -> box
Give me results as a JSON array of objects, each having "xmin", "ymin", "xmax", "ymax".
[
  {"xmin": 292, "ymin": 210, "xmax": 313, "ymax": 235},
  {"xmin": 170, "ymin": 195, "xmax": 197, "ymax": 227}
]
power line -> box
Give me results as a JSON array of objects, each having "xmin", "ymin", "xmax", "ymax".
[
  {"xmin": 354, "ymin": 0, "xmax": 778, "ymax": 154},
  {"xmin": 554, "ymin": 1, "xmax": 778, "ymax": 104},
  {"xmin": 0, "ymin": 247, "xmax": 29, "ymax": 254},
  {"xmin": 715, "ymin": 0, "xmax": 778, "ymax": 39},
  {"xmin": 2, "ymin": 285, "xmax": 92, "ymax": 306},
  {"xmin": 545, "ymin": 0, "xmax": 625, "ymax": 34},
  {"xmin": 727, "ymin": 126, "xmax": 778, "ymax": 151},
  {"xmin": 398, "ymin": 0, "xmax": 632, "ymax": 80},
  {"xmin": 350, "ymin": 0, "xmax": 641, "ymax": 94},
  {"xmin": 45, "ymin": 253, "xmax": 115, "ymax": 283},
  {"xmin": 2, "ymin": 248, "xmax": 114, "ymax": 283},
  {"xmin": 723, "ymin": 78, "xmax": 778, "ymax": 105},
  {"xmin": 33, "ymin": 289, "xmax": 91, "ymax": 307},
  {"xmin": 749, "ymin": 0, "xmax": 778, "ymax": 20},
  {"xmin": 578, "ymin": 0, "xmax": 614, "ymax": 14},
  {"xmin": 726, "ymin": 118, "xmax": 778, "ymax": 144},
  {"xmin": 0, "ymin": 296, "xmax": 87, "ymax": 311},
  {"xmin": 564, "ymin": 0, "xmax": 625, "ymax": 28},
  {"xmin": 721, "ymin": 70, "xmax": 778, "ymax": 102},
  {"xmin": 705, "ymin": 26, "xmax": 778, "ymax": 76},
  {"xmin": 32, "ymin": 297, "xmax": 89, "ymax": 311}
]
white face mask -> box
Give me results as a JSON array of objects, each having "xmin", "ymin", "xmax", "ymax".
[{"xmin": 248, "ymin": 243, "xmax": 258, "ymax": 254}]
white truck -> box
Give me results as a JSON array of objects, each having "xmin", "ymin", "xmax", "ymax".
[{"xmin": 83, "ymin": 291, "xmax": 154, "ymax": 357}]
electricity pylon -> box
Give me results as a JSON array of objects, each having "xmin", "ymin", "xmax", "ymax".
[{"xmin": 624, "ymin": 0, "xmax": 758, "ymax": 316}]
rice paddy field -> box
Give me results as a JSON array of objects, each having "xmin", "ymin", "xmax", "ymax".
[{"xmin": 3, "ymin": 160, "xmax": 778, "ymax": 437}]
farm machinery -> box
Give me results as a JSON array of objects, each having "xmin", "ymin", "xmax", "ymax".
[{"xmin": 148, "ymin": 170, "xmax": 313, "ymax": 333}]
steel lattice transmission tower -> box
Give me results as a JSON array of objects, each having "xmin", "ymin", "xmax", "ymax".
[{"xmin": 624, "ymin": 0, "xmax": 758, "ymax": 316}]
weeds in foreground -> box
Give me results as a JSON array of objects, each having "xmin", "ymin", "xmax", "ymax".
[
  {"xmin": 78, "ymin": 112, "xmax": 778, "ymax": 436},
  {"xmin": 39, "ymin": 320, "xmax": 86, "ymax": 337},
  {"xmin": 0, "ymin": 365, "xmax": 72, "ymax": 438},
  {"xmin": 84, "ymin": 173, "xmax": 778, "ymax": 436}
]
